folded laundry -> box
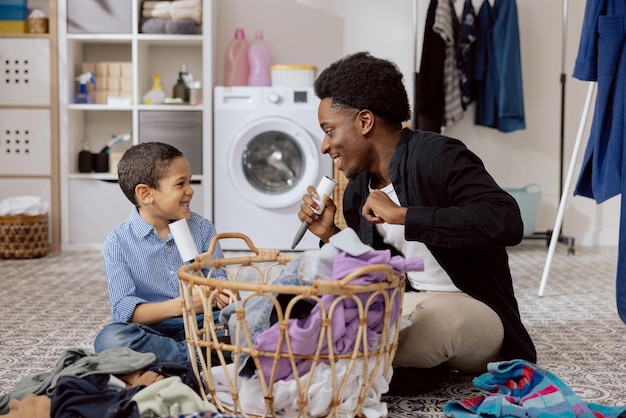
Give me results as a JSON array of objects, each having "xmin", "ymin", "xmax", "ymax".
[{"xmin": 141, "ymin": 0, "xmax": 202, "ymax": 24}]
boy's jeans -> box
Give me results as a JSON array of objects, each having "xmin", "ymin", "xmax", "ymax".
[{"xmin": 94, "ymin": 311, "xmax": 223, "ymax": 362}]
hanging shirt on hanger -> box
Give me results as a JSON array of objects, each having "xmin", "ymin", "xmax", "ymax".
[
  {"xmin": 458, "ymin": 0, "xmax": 478, "ymax": 110},
  {"xmin": 473, "ymin": 0, "xmax": 525, "ymax": 133},
  {"xmin": 434, "ymin": 0, "xmax": 464, "ymax": 126},
  {"xmin": 572, "ymin": 0, "xmax": 626, "ymax": 324},
  {"xmin": 415, "ymin": 0, "xmax": 446, "ymax": 133}
]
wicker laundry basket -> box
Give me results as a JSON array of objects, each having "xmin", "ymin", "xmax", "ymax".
[
  {"xmin": 0, "ymin": 214, "xmax": 49, "ymax": 259},
  {"xmin": 178, "ymin": 232, "xmax": 405, "ymax": 418}
]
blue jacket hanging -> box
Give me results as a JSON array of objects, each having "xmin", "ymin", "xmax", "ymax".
[
  {"xmin": 473, "ymin": 0, "xmax": 525, "ymax": 133},
  {"xmin": 572, "ymin": 0, "xmax": 626, "ymax": 323}
]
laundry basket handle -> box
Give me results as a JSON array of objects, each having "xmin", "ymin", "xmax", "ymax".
[{"xmin": 207, "ymin": 232, "xmax": 260, "ymax": 255}]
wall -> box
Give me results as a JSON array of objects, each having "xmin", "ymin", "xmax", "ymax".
[{"xmin": 214, "ymin": 0, "xmax": 619, "ymax": 247}]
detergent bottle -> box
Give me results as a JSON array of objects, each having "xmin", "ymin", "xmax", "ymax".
[
  {"xmin": 247, "ymin": 30, "xmax": 270, "ymax": 86},
  {"xmin": 224, "ymin": 28, "xmax": 249, "ymax": 86},
  {"xmin": 143, "ymin": 74, "xmax": 166, "ymax": 104},
  {"xmin": 173, "ymin": 64, "xmax": 192, "ymax": 102},
  {"xmin": 75, "ymin": 71, "xmax": 95, "ymax": 104}
]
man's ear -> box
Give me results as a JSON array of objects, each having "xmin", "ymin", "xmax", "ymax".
[
  {"xmin": 135, "ymin": 184, "xmax": 152, "ymax": 205},
  {"xmin": 357, "ymin": 109, "xmax": 374, "ymax": 134}
]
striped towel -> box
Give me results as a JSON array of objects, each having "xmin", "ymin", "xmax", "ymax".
[
  {"xmin": 433, "ymin": 0, "xmax": 464, "ymax": 127},
  {"xmin": 445, "ymin": 359, "xmax": 626, "ymax": 417}
]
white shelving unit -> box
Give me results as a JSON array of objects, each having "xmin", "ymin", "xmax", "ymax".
[
  {"xmin": 58, "ymin": 0, "xmax": 215, "ymax": 249},
  {"xmin": 0, "ymin": 0, "xmax": 59, "ymax": 251}
]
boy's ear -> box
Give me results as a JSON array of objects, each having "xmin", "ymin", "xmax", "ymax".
[{"xmin": 135, "ymin": 184, "xmax": 153, "ymax": 204}]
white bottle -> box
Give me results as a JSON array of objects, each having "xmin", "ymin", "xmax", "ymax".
[{"xmin": 247, "ymin": 30, "xmax": 271, "ymax": 86}]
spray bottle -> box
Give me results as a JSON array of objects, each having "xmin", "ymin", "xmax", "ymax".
[{"xmin": 75, "ymin": 71, "xmax": 95, "ymax": 104}]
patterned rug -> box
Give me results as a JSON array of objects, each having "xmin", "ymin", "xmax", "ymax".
[{"xmin": 0, "ymin": 240, "xmax": 624, "ymax": 416}]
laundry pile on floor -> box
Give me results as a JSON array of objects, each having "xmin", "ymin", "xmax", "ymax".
[
  {"xmin": 444, "ymin": 359, "xmax": 626, "ymax": 418},
  {"xmin": 140, "ymin": 0, "xmax": 201, "ymax": 35},
  {"xmin": 0, "ymin": 347, "xmax": 243, "ymax": 418}
]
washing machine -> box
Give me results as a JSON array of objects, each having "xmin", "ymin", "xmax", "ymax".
[{"xmin": 213, "ymin": 86, "xmax": 333, "ymax": 251}]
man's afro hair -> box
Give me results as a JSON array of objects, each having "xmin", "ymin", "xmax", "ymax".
[{"xmin": 314, "ymin": 51, "xmax": 411, "ymax": 126}]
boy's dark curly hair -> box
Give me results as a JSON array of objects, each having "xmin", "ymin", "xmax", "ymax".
[
  {"xmin": 314, "ymin": 52, "xmax": 411, "ymax": 126},
  {"xmin": 117, "ymin": 142, "xmax": 184, "ymax": 206}
]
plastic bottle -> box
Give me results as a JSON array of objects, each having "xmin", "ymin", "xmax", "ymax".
[
  {"xmin": 247, "ymin": 30, "xmax": 271, "ymax": 86},
  {"xmin": 78, "ymin": 140, "xmax": 93, "ymax": 173},
  {"xmin": 143, "ymin": 74, "xmax": 166, "ymax": 104},
  {"xmin": 75, "ymin": 71, "xmax": 95, "ymax": 104},
  {"xmin": 224, "ymin": 28, "xmax": 249, "ymax": 86},
  {"xmin": 173, "ymin": 64, "xmax": 191, "ymax": 102}
]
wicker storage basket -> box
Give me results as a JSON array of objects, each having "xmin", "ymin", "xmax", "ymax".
[
  {"xmin": 0, "ymin": 214, "xmax": 49, "ymax": 259},
  {"xmin": 178, "ymin": 233, "xmax": 405, "ymax": 418}
]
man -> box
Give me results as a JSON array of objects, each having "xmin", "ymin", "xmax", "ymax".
[{"xmin": 297, "ymin": 52, "xmax": 535, "ymax": 395}]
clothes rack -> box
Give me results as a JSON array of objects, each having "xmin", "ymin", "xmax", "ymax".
[
  {"xmin": 538, "ymin": 81, "xmax": 596, "ymax": 296},
  {"xmin": 412, "ymin": 0, "xmax": 576, "ymax": 254},
  {"xmin": 516, "ymin": 0, "xmax": 575, "ymax": 255}
]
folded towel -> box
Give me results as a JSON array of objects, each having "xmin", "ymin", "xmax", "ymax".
[
  {"xmin": 170, "ymin": 7, "xmax": 201, "ymax": 23},
  {"xmin": 143, "ymin": 0, "xmax": 200, "ymax": 10},
  {"xmin": 142, "ymin": 7, "xmax": 201, "ymax": 24},
  {"xmin": 165, "ymin": 18, "xmax": 197, "ymax": 34},
  {"xmin": 141, "ymin": 17, "xmax": 167, "ymax": 34}
]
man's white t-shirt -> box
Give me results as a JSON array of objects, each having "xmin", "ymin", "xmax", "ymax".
[{"xmin": 372, "ymin": 182, "xmax": 460, "ymax": 292}]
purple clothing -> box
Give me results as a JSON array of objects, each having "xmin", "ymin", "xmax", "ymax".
[{"xmin": 253, "ymin": 250, "xmax": 423, "ymax": 382}]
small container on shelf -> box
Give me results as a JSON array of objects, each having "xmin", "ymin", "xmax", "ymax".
[
  {"xmin": 27, "ymin": 8, "xmax": 48, "ymax": 34},
  {"xmin": 143, "ymin": 74, "xmax": 166, "ymax": 105},
  {"xmin": 270, "ymin": 65, "xmax": 317, "ymax": 87},
  {"xmin": 189, "ymin": 81, "xmax": 202, "ymax": 106}
]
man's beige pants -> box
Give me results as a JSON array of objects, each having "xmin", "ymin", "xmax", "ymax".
[{"xmin": 393, "ymin": 291, "xmax": 504, "ymax": 374}]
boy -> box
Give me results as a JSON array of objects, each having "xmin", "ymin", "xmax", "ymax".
[{"xmin": 94, "ymin": 141, "xmax": 228, "ymax": 362}]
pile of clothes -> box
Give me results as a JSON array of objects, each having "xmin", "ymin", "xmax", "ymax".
[
  {"xmin": 140, "ymin": 0, "xmax": 201, "ymax": 35},
  {"xmin": 0, "ymin": 347, "xmax": 243, "ymax": 418}
]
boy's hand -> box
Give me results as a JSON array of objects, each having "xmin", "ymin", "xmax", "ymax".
[
  {"xmin": 214, "ymin": 292, "xmax": 230, "ymax": 309},
  {"xmin": 191, "ymin": 287, "xmax": 231, "ymax": 311}
]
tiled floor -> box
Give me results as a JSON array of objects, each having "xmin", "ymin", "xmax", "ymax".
[{"xmin": 0, "ymin": 240, "xmax": 624, "ymax": 416}]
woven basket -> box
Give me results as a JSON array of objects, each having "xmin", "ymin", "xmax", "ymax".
[
  {"xmin": 178, "ymin": 232, "xmax": 405, "ymax": 417},
  {"xmin": 27, "ymin": 17, "xmax": 48, "ymax": 34},
  {"xmin": 0, "ymin": 215, "xmax": 49, "ymax": 259}
]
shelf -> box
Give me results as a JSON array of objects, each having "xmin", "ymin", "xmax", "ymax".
[
  {"xmin": 68, "ymin": 173, "xmax": 204, "ymax": 182},
  {"xmin": 68, "ymin": 104, "xmax": 203, "ymax": 111},
  {"xmin": 67, "ymin": 34, "xmax": 132, "ymax": 42},
  {"xmin": 0, "ymin": 33, "xmax": 51, "ymax": 39},
  {"xmin": 0, "ymin": 0, "xmax": 60, "ymax": 251},
  {"xmin": 137, "ymin": 34, "xmax": 202, "ymax": 46},
  {"xmin": 59, "ymin": 0, "xmax": 215, "ymax": 248},
  {"xmin": 136, "ymin": 104, "xmax": 203, "ymax": 111},
  {"xmin": 68, "ymin": 104, "xmax": 132, "ymax": 111}
]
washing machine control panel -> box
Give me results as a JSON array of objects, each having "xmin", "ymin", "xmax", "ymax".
[
  {"xmin": 266, "ymin": 89, "xmax": 312, "ymax": 106},
  {"xmin": 267, "ymin": 92, "xmax": 281, "ymax": 104},
  {"xmin": 293, "ymin": 90, "xmax": 310, "ymax": 103}
]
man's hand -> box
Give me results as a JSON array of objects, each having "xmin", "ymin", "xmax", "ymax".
[
  {"xmin": 297, "ymin": 185, "xmax": 340, "ymax": 242},
  {"xmin": 362, "ymin": 190, "xmax": 407, "ymax": 225}
]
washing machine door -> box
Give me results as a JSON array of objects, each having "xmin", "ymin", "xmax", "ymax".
[{"xmin": 227, "ymin": 116, "xmax": 321, "ymax": 209}]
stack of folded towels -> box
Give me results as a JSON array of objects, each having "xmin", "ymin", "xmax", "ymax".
[{"xmin": 141, "ymin": 0, "xmax": 201, "ymax": 34}]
